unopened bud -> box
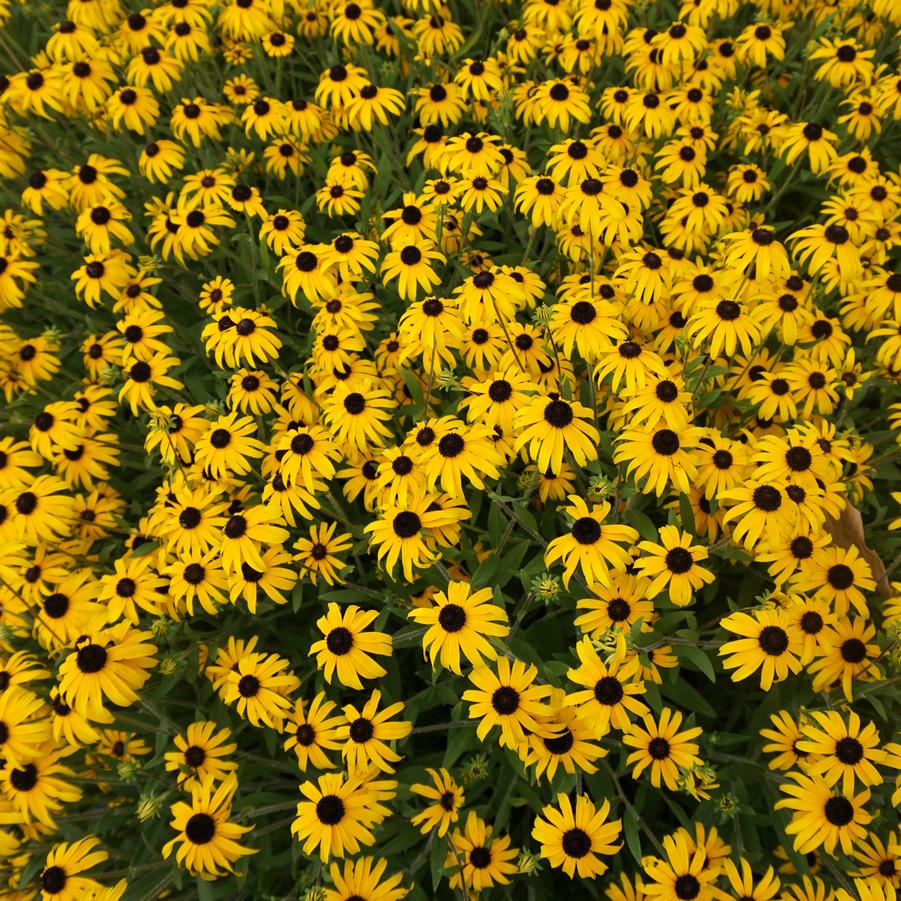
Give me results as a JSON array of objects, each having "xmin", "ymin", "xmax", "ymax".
[
  {"xmin": 531, "ymin": 573, "xmax": 560, "ymax": 603},
  {"xmin": 150, "ymin": 618, "xmax": 172, "ymax": 638},
  {"xmin": 717, "ymin": 793, "xmax": 739, "ymax": 819},
  {"xmin": 587, "ymin": 476, "xmax": 613, "ymax": 502},
  {"xmin": 136, "ymin": 794, "xmax": 162, "ymax": 822},
  {"xmin": 434, "ymin": 368, "xmax": 459, "ymax": 390},
  {"xmin": 98, "ymin": 365, "xmax": 120, "ymax": 387},
  {"xmin": 158, "ymin": 655, "xmax": 178, "ymax": 676},
  {"xmin": 117, "ymin": 760, "xmax": 138, "ymax": 781},
  {"xmin": 460, "ymin": 753, "xmax": 489, "ymax": 785}
]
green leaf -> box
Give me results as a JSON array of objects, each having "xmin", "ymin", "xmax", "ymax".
[
  {"xmin": 130, "ymin": 540, "xmax": 159, "ymax": 558},
  {"xmin": 431, "ymin": 834, "xmax": 446, "ymax": 891},
  {"xmin": 623, "ymin": 809, "xmax": 643, "ymax": 864},
  {"xmin": 291, "ymin": 582, "xmax": 304, "ymax": 613},
  {"xmin": 662, "ymin": 675, "xmax": 716, "ymax": 718},
  {"xmin": 713, "ymin": 545, "xmax": 751, "ymax": 561},
  {"xmin": 625, "ymin": 509, "xmax": 659, "ymax": 542},
  {"xmin": 677, "ymin": 643, "xmax": 717, "ymax": 683},
  {"xmin": 678, "ymin": 493, "xmax": 696, "ymax": 534},
  {"xmin": 318, "ymin": 587, "xmax": 363, "ymax": 604},
  {"xmin": 443, "ymin": 720, "xmax": 475, "ymax": 768}
]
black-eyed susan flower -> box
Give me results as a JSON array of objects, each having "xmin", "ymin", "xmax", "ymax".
[
  {"xmin": 21, "ymin": 167, "xmax": 71, "ymax": 214},
  {"xmin": 0, "ymin": 438, "xmax": 41, "ymax": 491},
  {"xmin": 410, "ymin": 768, "xmax": 464, "ymax": 837},
  {"xmin": 719, "ymin": 608, "xmax": 804, "ymax": 691},
  {"xmin": 808, "ymin": 618, "xmax": 881, "ymax": 700},
  {"xmin": 316, "ymin": 178, "xmax": 365, "ymax": 217},
  {"xmin": 258, "ymin": 209, "xmax": 305, "ymax": 255},
  {"xmin": 545, "ymin": 496, "xmax": 637, "ymax": 588},
  {"xmin": 322, "ymin": 380, "xmax": 395, "ymax": 453},
  {"xmin": 782, "ymin": 594, "xmax": 835, "ymax": 666},
  {"xmin": 0, "ymin": 687, "xmax": 51, "ymax": 767},
  {"xmin": 574, "ymin": 574, "xmax": 656, "ymax": 637},
  {"xmin": 227, "ymin": 546, "xmax": 297, "ymax": 613},
  {"xmin": 760, "ymin": 709, "xmax": 810, "ymax": 773},
  {"xmin": 157, "ymin": 484, "xmax": 226, "ymax": 554},
  {"xmin": 778, "ymin": 121, "xmax": 839, "ymax": 175},
  {"xmin": 203, "ymin": 307, "xmax": 282, "ymax": 369},
  {"xmin": 2, "ymin": 475, "xmax": 75, "ymax": 545},
  {"xmin": 310, "ymin": 604, "xmax": 392, "ymax": 690},
  {"xmin": 420, "ymin": 420, "xmax": 503, "ymax": 497},
  {"xmin": 72, "ymin": 251, "xmax": 133, "ymax": 308},
  {"xmin": 274, "ymin": 423, "xmax": 340, "ymax": 492},
  {"xmin": 346, "ymin": 83, "xmax": 406, "ymax": 131},
  {"xmin": 396, "ymin": 295, "xmax": 464, "ymax": 371},
  {"xmin": 218, "ymin": 503, "xmax": 288, "ymax": 575},
  {"xmin": 107, "ymin": 85, "xmax": 161, "ymax": 135},
  {"xmin": 291, "ymin": 771, "xmax": 390, "ymax": 861},
  {"xmin": 294, "ymin": 521, "xmax": 352, "ymax": 585},
  {"xmin": 162, "ymin": 776, "xmax": 255, "ymax": 879},
  {"xmin": 36, "ymin": 835, "xmax": 109, "ymax": 899},
  {"xmin": 721, "ymin": 227, "xmax": 791, "ymax": 281},
  {"xmin": 414, "ymin": 82, "xmax": 467, "ymax": 126},
  {"xmin": 687, "ymin": 295, "xmax": 763, "ymax": 358},
  {"xmin": 445, "ymin": 811, "xmax": 518, "ymax": 894},
  {"xmin": 634, "ymin": 525, "xmax": 714, "ymax": 606},
  {"xmin": 642, "ymin": 831, "xmax": 722, "ymax": 901},
  {"xmin": 463, "ymin": 656, "xmax": 553, "ymax": 747},
  {"xmin": 853, "ymin": 833, "xmax": 901, "ymax": 888},
  {"xmin": 791, "ymin": 545, "xmax": 876, "ymax": 616},
  {"xmin": 623, "ymin": 708, "xmax": 703, "ymax": 790},
  {"xmin": 324, "ymin": 856, "xmax": 406, "ymax": 901},
  {"xmin": 364, "ymin": 491, "xmax": 469, "ymax": 581},
  {"xmin": 796, "ymin": 711, "xmax": 885, "ymax": 795},
  {"xmin": 228, "ymin": 369, "xmax": 279, "ymax": 415},
  {"xmin": 170, "ymin": 201, "xmax": 236, "ymax": 262},
  {"xmin": 321, "ymin": 235, "xmax": 379, "ymax": 282},
  {"xmin": 520, "ymin": 688, "xmax": 608, "ymax": 780},
  {"xmin": 167, "ymin": 19, "xmax": 212, "ymax": 61},
  {"xmin": 193, "ymin": 413, "xmax": 266, "ymax": 479},
  {"xmin": 164, "ymin": 722, "xmax": 238, "ymax": 790},
  {"xmin": 594, "ymin": 338, "xmax": 668, "ymax": 393},
  {"xmin": 278, "ymin": 243, "xmax": 337, "ymax": 306},
  {"xmin": 408, "ymin": 580, "xmax": 509, "ymax": 674},
  {"xmin": 381, "ymin": 241, "xmax": 445, "ymax": 302},
  {"xmin": 0, "ymin": 651, "xmax": 50, "ymax": 695},
  {"xmin": 791, "ymin": 222, "xmax": 862, "ymax": 282},
  {"xmin": 221, "ymin": 649, "xmax": 298, "ymax": 729},
  {"xmin": 531, "ymin": 793, "xmax": 622, "ymax": 879},
  {"xmin": 315, "ymin": 62, "xmax": 370, "ymax": 108},
  {"xmin": 614, "ymin": 425, "xmax": 702, "ymax": 497},
  {"xmin": 514, "ymin": 393, "xmax": 600, "ymax": 475},
  {"xmin": 338, "ymin": 689, "xmax": 411, "ymax": 774},
  {"xmin": 776, "ymin": 772, "xmax": 871, "ymax": 856},
  {"xmin": 720, "ymin": 482, "xmax": 791, "ymax": 551},
  {"xmin": 96, "ymin": 554, "xmax": 164, "ymax": 624},
  {"xmin": 283, "ymin": 692, "xmax": 344, "ymax": 771},
  {"xmin": 566, "ymin": 637, "xmax": 647, "ymax": 733},
  {"xmin": 1, "ymin": 744, "xmax": 82, "ymax": 828},
  {"xmin": 27, "ymin": 402, "xmax": 81, "ymax": 461},
  {"xmin": 57, "ymin": 622, "xmax": 157, "ymax": 720}
]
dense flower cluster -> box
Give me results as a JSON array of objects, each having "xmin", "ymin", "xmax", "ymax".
[{"xmin": 1, "ymin": 0, "xmax": 901, "ymax": 897}]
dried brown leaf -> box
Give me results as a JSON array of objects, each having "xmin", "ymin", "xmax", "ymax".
[{"xmin": 824, "ymin": 501, "xmax": 891, "ymax": 598}]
